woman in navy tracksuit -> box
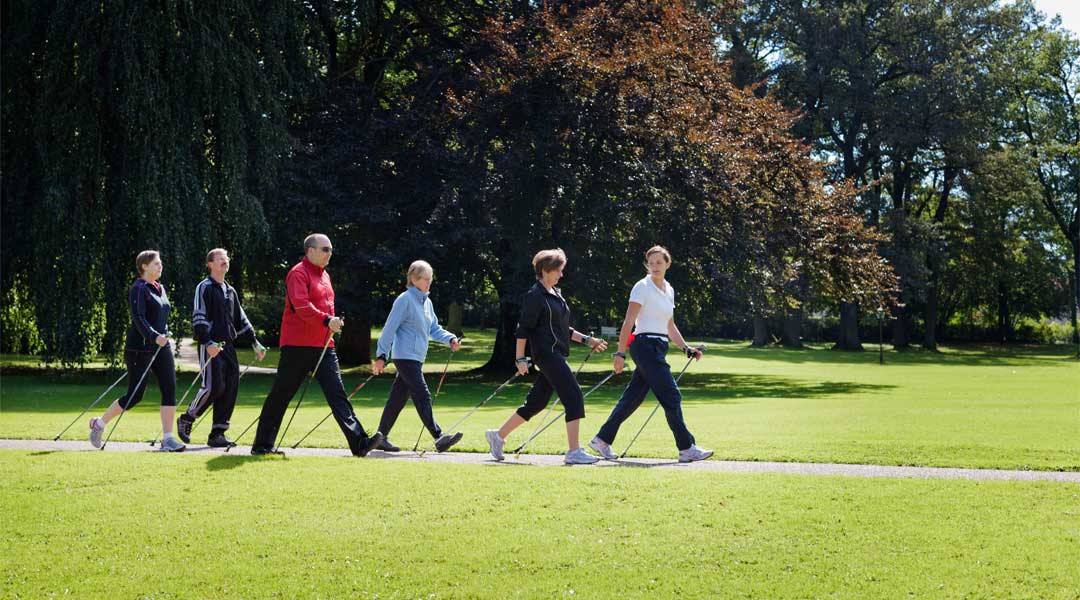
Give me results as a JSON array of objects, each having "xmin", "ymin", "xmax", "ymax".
[
  {"xmin": 485, "ymin": 248, "xmax": 608, "ymax": 465},
  {"xmin": 88, "ymin": 250, "xmax": 183, "ymax": 452},
  {"xmin": 372, "ymin": 260, "xmax": 462, "ymax": 452},
  {"xmin": 589, "ymin": 246, "xmax": 712, "ymax": 462}
]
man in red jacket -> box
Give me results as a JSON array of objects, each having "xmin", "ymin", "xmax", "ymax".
[{"xmin": 251, "ymin": 234, "xmax": 383, "ymax": 456}]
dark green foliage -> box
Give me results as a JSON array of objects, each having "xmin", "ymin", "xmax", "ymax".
[{"xmin": 2, "ymin": 0, "xmax": 316, "ymax": 365}]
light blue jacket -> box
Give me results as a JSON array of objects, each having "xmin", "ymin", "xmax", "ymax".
[{"xmin": 376, "ymin": 286, "xmax": 456, "ymax": 362}]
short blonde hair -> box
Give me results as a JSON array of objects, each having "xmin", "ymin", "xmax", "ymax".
[
  {"xmin": 205, "ymin": 248, "xmax": 228, "ymax": 263},
  {"xmin": 407, "ymin": 260, "xmax": 434, "ymax": 286},
  {"xmin": 532, "ymin": 248, "xmax": 567, "ymax": 279},
  {"xmin": 135, "ymin": 250, "xmax": 160, "ymax": 275},
  {"xmin": 644, "ymin": 245, "xmax": 672, "ymax": 265}
]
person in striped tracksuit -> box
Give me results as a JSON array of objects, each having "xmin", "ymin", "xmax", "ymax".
[{"xmin": 177, "ymin": 248, "xmax": 265, "ymax": 447}]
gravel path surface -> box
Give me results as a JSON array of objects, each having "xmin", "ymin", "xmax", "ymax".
[
  {"xmin": 3, "ymin": 439, "xmax": 1077, "ymax": 482},
  {"xmin": 173, "ymin": 337, "xmax": 276, "ymax": 374}
]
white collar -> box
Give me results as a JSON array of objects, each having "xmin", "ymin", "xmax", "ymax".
[{"xmin": 646, "ymin": 277, "xmax": 670, "ymax": 295}]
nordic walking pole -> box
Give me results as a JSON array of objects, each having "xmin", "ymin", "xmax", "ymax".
[
  {"xmin": 224, "ymin": 346, "xmax": 272, "ymax": 452},
  {"xmin": 417, "ymin": 371, "xmax": 521, "ymax": 457},
  {"xmin": 100, "ymin": 345, "xmax": 164, "ymax": 451},
  {"xmin": 410, "ymin": 338, "xmax": 462, "ymax": 452},
  {"xmin": 291, "ymin": 373, "xmax": 376, "ymax": 449},
  {"xmin": 273, "ymin": 332, "xmax": 334, "ymax": 452},
  {"xmin": 512, "ymin": 368, "xmax": 618, "ymax": 458},
  {"xmin": 513, "ymin": 346, "xmax": 595, "ymax": 457},
  {"xmin": 54, "ymin": 370, "xmax": 128, "ymax": 441},
  {"xmin": 188, "ymin": 359, "xmax": 256, "ymax": 439},
  {"xmin": 227, "ymin": 415, "xmax": 259, "ymax": 452},
  {"xmin": 619, "ymin": 344, "xmax": 706, "ymax": 459},
  {"xmin": 150, "ymin": 352, "xmax": 215, "ymax": 446}
]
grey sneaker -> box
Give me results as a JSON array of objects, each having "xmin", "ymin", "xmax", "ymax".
[
  {"xmin": 565, "ymin": 447, "xmax": 600, "ymax": 465},
  {"xmin": 485, "ymin": 429, "xmax": 505, "ymax": 461},
  {"xmin": 89, "ymin": 417, "xmax": 105, "ymax": 448},
  {"xmin": 159, "ymin": 435, "xmax": 186, "ymax": 453},
  {"xmin": 678, "ymin": 445, "xmax": 713, "ymax": 463},
  {"xmin": 588, "ymin": 436, "xmax": 618, "ymax": 460}
]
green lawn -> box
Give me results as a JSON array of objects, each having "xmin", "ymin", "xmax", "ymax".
[
  {"xmin": 1, "ymin": 451, "xmax": 1077, "ymax": 599},
  {"xmin": 2, "ymin": 336, "xmax": 1078, "ymax": 598},
  {"xmin": 2, "ymin": 331, "xmax": 1077, "ymax": 470}
]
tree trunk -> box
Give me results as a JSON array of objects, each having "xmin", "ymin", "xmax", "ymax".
[
  {"xmin": 997, "ymin": 278, "xmax": 1013, "ymax": 343},
  {"xmin": 833, "ymin": 302, "xmax": 864, "ymax": 351},
  {"xmin": 923, "ymin": 271, "xmax": 939, "ymax": 350},
  {"xmin": 892, "ymin": 305, "xmax": 910, "ymax": 349},
  {"xmin": 480, "ymin": 294, "xmax": 520, "ymax": 373},
  {"xmin": 1072, "ymin": 240, "xmax": 1079, "ymax": 353},
  {"xmin": 447, "ymin": 301, "xmax": 464, "ymax": 337},
  {"xmin": 336, "ymin": 312, "xmax": 371, "ymax": 365},
  {"xmin": 924, "ymin": 165, "xmax": 956, "ymax": 351},
  {"xmin": 782, "ymin": 308, "xmax": 803, "ymax": 348},
  {"xmin": 751, "ymin": 315, "xmax": 769, "ymax": 347}
]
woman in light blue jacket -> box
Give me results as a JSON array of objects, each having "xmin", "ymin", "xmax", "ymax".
[{"xmin": 373, "ymin": 260, "xmax": 462, "ymax": 452}]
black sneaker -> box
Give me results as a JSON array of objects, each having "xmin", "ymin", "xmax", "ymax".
[
  {"xmin": 434, "ymin": 431, "xmax": 463, "ymax": 453},
  {"xmin": 177, "ymin": 413, "xmax": 195, "ymax": 444},
  {"xmin": 352, "ymin": 431, "xmax": 384, "ymax": 458},
  {"xmin": 207, "ymin": 431, "xmax": 237, "ymax": 448},
  {"xmin": 251, "ymin": 446, "xmax": 285, "ymax": 456},
  {"xmin": 377, "ymin": 438, "xmax": 400, "ymax": 452}
]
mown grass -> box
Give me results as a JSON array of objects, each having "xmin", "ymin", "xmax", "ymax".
[
  {"xmin": 2, "ymin": 330, "xmax": 1077, "ymax": 470},
  {"xmin": 1, "ymin": 451, "xmax": 1077, "ymax": 599}
]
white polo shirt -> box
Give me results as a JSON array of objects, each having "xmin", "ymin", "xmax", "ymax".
[{"xmin": 628, "ymin": 276, "xmax": 674, "ymax": 336}]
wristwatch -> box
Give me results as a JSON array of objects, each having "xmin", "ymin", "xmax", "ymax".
[
  {"xmin": 581, "ymin": 335, "xmax": 592, "ymax": 346},
  {"xmin": 613, "ymin": 351, "xmax": 626, "ymax": 359}
]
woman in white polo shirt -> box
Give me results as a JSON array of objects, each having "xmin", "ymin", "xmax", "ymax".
[{"xmin": 589, "ymin": 246, "xmax": 713, "ymax": 462}]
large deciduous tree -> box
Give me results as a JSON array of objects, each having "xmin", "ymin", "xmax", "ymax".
[
  {"xmin": 1007, "ymin": 24, "xmax": 1080, "ymax": 351},
  {"xmin": 1, "ymin": 0, "xmax": 316, "ymax": 364},
  {"xmin": 447, "ymin": 0, "xmax": 896, "ymax": 370}
]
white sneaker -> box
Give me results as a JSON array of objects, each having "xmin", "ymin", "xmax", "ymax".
[
  {"xmin": 89, "ymin": 417, "xmax": 105, "ymax": 448},
  {"xmin": 678, "ymin": 445, "xmax": 713, "ymax": 463},
  {"xmin": 485, "ymin": 429, "xmax": 505, "ymax": 461},
  {"xmin": 565, "ymin": 447, "xmax": 600, "ymax": 465},
  {"xmin": 159, "ymin": 435, "xmax": 186, "ymax": 453},
  {"xmin": 588, "ymin": 437, "xmax": 618, "ymax": 460}
]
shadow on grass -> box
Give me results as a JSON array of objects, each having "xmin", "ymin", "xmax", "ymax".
[
  {"xmin": 726, "ymin": 342, "xmax": 1076, "ymax": 367},
  {"xmin": 0, "ymin": 370, "xmax": 895, "ymax": 413},
  {"xmin": 205, "ymin": 454, "xmax": 275, "ymax": 471}
]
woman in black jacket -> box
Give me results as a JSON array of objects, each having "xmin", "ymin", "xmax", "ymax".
[
  {"xmin": 485, "ymin": 249, "xmax": 607, "ymax": 464},
  {"xmin": 88, "ymin": 250, "xmax": 184, "ymax": 451}
]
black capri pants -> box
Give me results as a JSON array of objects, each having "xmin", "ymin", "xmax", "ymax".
[
  {"xmin": 118, "ymin": 346, "xmax": 177, "ymax": 409},
  {"xmin": 516, "ymin": 353, "xmax": 586, "ymax": 422}
]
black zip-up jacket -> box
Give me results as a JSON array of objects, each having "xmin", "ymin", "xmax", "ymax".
[
  {"xmin": 515, "ymin": 282, "xmax": 575, "ymax": 358},
  {"xmin": 192, "ymin": 277, "xmax": 258, "ymax": 346},
  {"xmin": 125, "ymin": 278, "xmax": 171, "ymax": 352}
]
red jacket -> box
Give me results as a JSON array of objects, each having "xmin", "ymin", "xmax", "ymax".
[{"xmin": 279, "ymin": 257, "xmax": 336, "ymax": 348}]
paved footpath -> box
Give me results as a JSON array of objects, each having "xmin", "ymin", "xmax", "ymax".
[
  {"xmin": 2, "ymin": 439, "xmax": 1077, "ymax": 482},
  {"xmin": 173, "ymin": 337, "xmax": 277, "ymax": 374}
]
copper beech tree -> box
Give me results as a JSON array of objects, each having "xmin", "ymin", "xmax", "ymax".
[{"xmin": 444, "ymin": 0, "xmax": 897, "ymax": 368}]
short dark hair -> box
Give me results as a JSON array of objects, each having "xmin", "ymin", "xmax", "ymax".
[
  {"xmin": 532, "ymin": 248, "xmax": 567, "ymax": 279},
  {"xmin": 135, "ymin": 250, "xmax": 160, "ymax": 275}
]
